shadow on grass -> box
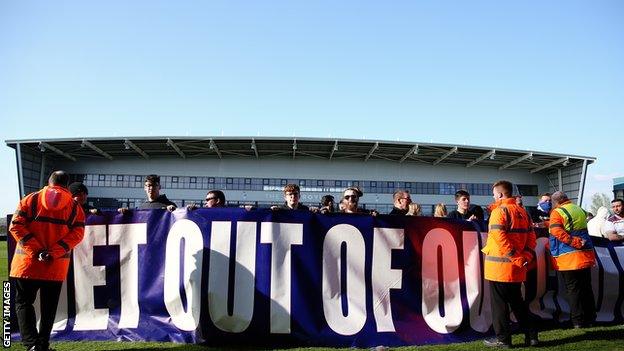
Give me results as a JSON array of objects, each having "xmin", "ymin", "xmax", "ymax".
[
  {"xmin": 537, "ymin": 327, "xmax": 624, "ymax": 348},
  {"xmin": 97, "ymin": 348, "xmax": 307, "ymax": 351}
]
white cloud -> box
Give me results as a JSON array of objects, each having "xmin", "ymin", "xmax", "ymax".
[{"xmin": 592, "ymin": 173, "xmax": 624, "ymax": 182}]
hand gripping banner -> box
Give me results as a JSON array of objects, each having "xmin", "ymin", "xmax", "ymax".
[{"xmin": 7, "ymin": 209, "xmax": 624, "ymax": 347}]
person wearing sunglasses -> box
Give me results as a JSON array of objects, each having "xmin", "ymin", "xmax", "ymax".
[
  {"xmin": 187, "ymin": 190, "xmax": 226, "ymax": 210},
  {"xmin": 390, "ymin": 189, "xmax": 412, "ymax": 215},
  {"xmin": 340, "ymin": 187, "xmax": 378, "ymax": 215}
]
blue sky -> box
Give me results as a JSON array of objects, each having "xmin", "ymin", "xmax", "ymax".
[{"xmin": 0, "ymin": 1, "xmax": 622, "ymax": 215}]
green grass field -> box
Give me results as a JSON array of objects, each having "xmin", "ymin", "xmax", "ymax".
[
  {"xmin": 1, "ymin": 241, "xmax": 7, "ymax": 280},
  {"xmin": 1, "ymin": 241, "xmax": 623, "ymax": 350}
]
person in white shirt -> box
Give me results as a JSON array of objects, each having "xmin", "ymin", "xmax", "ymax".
[{"xmin": 602, "ymin": 199, "xmax": 624, "ymax": 242}]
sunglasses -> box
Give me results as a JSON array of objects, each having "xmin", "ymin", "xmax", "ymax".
[{"xmin": 205, "ymin": 197, "xmax": 217, "ymax": 202}]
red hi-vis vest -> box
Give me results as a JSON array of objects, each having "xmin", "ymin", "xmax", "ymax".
[
  {"xmin": 482, "ymin": 198, "xmax": 537, "ymax": 283},
  {"xmin": 548, "ymin": 200, "xmax": 596, "ymax": 271},
  {"xmin": 9, "ymin": 186, "xmax": 85, "ymax": 281}
]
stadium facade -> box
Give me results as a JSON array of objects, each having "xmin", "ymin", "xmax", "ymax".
[{"xmin": 6, "ymin": 137, "xmax": 595, "ymax": 214}]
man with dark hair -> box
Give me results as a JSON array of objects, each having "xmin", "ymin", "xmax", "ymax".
[
  {"xmin": 271, "ymin": 184, "xmax": 309, "ymax": 210},
  {"xmin": 319, "ymin": 194, "xmax": 336, "ymax": 214},
  {"xmin": 447, "ymin": 190, "xmax": 478, "ymax": 221},
  {"xmin": 187, "ymin": 190, "xmax": 227, "ymax": 210},
  {"xmin": 549, "ymin": 191, "xmax": 596, "ymax": 328},
  {"xmin": 389, "ymin": 190, "xmax": 411, "ymax": 215},
  {"xmin": 603, "ymin": 199, "xmax": 624, "ymax": 241},
  {"xmin": 532, "ymin": 192, "xmax": 552, "ymax": 225},
  {"xmin": 483, "ymin": 180, "xmax": 538, "ymax": 348},
  {"xmin": 340, "ymin": 187, "xmax": 378, "ymax": 215},
  {"xmin": 68, "ymin": 182, "xmax": 101, "ymax": 215},
  {"xmin": 204, "ymin": 190, "xmax": 226, "ymax": 208},
  {"xmin": 9, "ymin": 171, "xmax": 85, "ymax": 351},
  {"xmin": 119, "ymin": 174, "xmax": 177, "ymax": 213}
]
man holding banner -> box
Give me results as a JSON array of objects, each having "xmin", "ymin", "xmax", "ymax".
[{"xmin": 482, "ymin": 180, "xmax": 539, "ymax": 348}]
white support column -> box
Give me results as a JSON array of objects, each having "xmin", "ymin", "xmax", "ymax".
[
  {"xmin": 16, "ymin": 143, "xmax": 25, "ymax": 197},
  {"xmin": 39, "ymin": 154, "xmax": 46, "ymax": 188},
  {"xmin": 577, "ymin": 159, "xmax": 589, "ymax": 205}
]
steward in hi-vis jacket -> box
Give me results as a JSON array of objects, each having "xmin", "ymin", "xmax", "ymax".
[
  {"xmin": 9, "ymin": 171, "xmax": 85, "ymax": 351},
  {"xmin": 549, "ymin": 191, "xmax": 596, "ymax": 328},
  {"xmin": 482, "ymin": 180, "xmax": 539, "ymax": 348}
]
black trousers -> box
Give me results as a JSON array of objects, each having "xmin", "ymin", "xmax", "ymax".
[
  {"xmin": 489, "ymin": 280, "xmax": 534, "ymax": 342},
  {"xmin": 560, "ymin": 268, "xmax": 596, "ymax": 326},
  {"xmin": 12, "ymin": 278, "xmax": 63, "ymax": 350}
]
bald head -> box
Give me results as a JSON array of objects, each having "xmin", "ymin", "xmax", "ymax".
[
  {"xmin": 48, "ymin": 170, "xmax": 69, "ymax": 188},
  {"xmin": 551, "ymin": 191, "xmax": 569, "ymax": 207}
]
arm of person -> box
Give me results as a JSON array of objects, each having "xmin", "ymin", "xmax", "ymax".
[
  {"xmin": 602, "ymin": 221, "xmax": 624, "ymax": 241},
  {"xmin": 9, "ymin": 195, "xmax": 44, "ymax": 256},
  {"xmin": 488, "ymin": 208, "xmax": 517, "ymax": 258},
  {"xmin": 549, "ymin": 210, "xmax": 583, "ymax": 248},
  {"xmin": 522, "ymin": 217, "xmax": 538, "ymax": 263},
  {"xmin": 48, "ymin": 206, "xmax": 86, "ymax": 259}
]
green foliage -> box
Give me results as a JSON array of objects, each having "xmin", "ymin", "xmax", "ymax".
[
  {"xmin": 0, "ymin": 241, "xmax": 7, "ymax": 280},
  {"xmin": 589, "ymin": 192, "xmax": 611, "ymax": 215}
]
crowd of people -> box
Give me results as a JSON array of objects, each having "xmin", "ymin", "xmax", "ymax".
[{"xmin": 7, "ymin": 172, "xmax": 624, "ymax": 350}]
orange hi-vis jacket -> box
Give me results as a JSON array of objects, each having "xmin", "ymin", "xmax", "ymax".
[
  {"xmin": 9, "ymin": 186, "xmax": 85, "ymax": 281},
  {"xmin": 482, "ymin": 198, "xmax": 537, "ymax": 282},
  {"xmin": 548, "ymin": 200, "xmax": 596, "ymax": 271}
]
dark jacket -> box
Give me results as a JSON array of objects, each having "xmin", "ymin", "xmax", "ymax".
[
  {"xmin": 447, "ymin": 210, "xmax": 472, "ymax": 220},
  {"xmin": 82, "ymin": 203, "xmax": 101, "ymax": 215},
  {"xmin": 277, "ymin": 203, "xmax": 309, "ymax": 210},
  {"xmin": 138, "ymin": 195, "xmax": 177, "ymax": 209},
  {"xmin": 389, "ymin": 207, "xmax": 408, "ymax": 215},
  {"xmin": 448, "ymin": 206, "xmax": 485, "ymax": 221}
]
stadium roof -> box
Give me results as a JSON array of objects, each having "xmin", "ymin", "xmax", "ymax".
[{"xmin": 6, "ymin": 137, "xmax": 595, "ymax": 173}]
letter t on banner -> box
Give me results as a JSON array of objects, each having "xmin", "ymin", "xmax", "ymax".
[{"xmin": 260, "ymin": 222, "xmax": 303, "ymax": 334}]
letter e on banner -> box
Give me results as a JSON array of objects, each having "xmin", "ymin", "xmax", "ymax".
[{"xmin": 73, "ymin": 225, "xmax": 108, "ymax": 331}]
